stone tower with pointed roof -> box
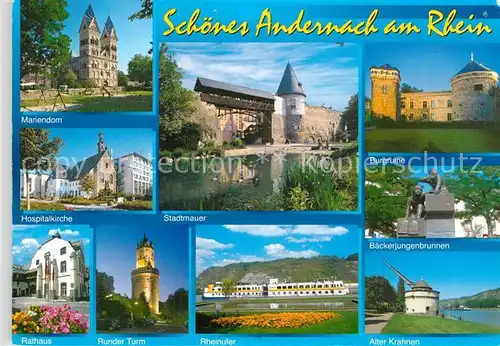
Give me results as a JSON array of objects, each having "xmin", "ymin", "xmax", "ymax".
[
  {"xmin": 131, "ymin": 233, "xmax": 160, "ymax": 314},
  {"xmin": 70, "ymin": 4, "xmax": 118, "ymax": 87},
  {"xmin": 277, "ymin": 62, "xmax": 307, "ymax": 142},
  {"xmin": 451, "ymin": 53, "xmax": 498, "ymax": 121}
]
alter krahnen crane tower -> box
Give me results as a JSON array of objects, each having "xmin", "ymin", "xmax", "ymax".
[{"xmin": 384, "ymin": 261, "xmax": 440, "ymax": 315}]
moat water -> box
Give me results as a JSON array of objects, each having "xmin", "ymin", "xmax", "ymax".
[{"xmin": 159, "ymin": 153, "xmax": 332, "ymax": 210}]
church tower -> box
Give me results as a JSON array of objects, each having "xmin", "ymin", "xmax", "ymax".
[
  {"xmin": 79, "ymin": 5, "xmax": 101, "ymax": 58},
  {"xmin": 97, "ymin": 133, "xmax": 107, "ymax": 154},
  {"xmin": 370, "ymin": 64, "xmax": 401, "ymax": 120},
  {"xmin": 101, "ymin": 16, "xmax": 118, "ymax": 62},
  {"xmin": 277, "ymin": 62, "xmax": 306, "ymax": 143},
  {"xmin": 131, "ymin": 234, "xmax": 160, "ymax": 314}
]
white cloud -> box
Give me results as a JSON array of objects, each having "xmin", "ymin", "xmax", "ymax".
[
  {"xmin": 82, "ymin": 238, "xmax": 90, "ymax": 245},
  {"xmin": 264, "ymin": 244, "xmax": 319, "ymax": 259},
  {"xmin": 290, "ymin": 225, "xmax": 349, "ymax": 236},
  {"xmin": 48, "ymin": 228, "xmax": 80, "ymax": 237},
  {"xmin": 286, "ymin": 235, "xmax": 333, "ymax": 243},
  {"xmin": 196, "ymin": 237, "xmax": 234, "ymax": 250},
  {"xmin": 12, "ymin": 238, "xmax": 40, "ymax": 257},
  {"xmin": 168, "ymin": 43, "xmax": 358, "ymax": 110},
  {"xmin": 224, "ymin": 225, "xmax": 288, "ymax": 237}
]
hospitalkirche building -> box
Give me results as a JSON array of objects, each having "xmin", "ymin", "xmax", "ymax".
[{"xmin": 131, "ymin": 234, "xmax": 160, "ymax": 314}]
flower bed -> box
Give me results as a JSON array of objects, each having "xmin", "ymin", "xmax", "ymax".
[
  {"xmin": 12, "ymin": 305, "xmax": 89, "ymax": 334},
  {"xmin": 210, "ymin": 312, "xmax": 339, "ymax": 329}
]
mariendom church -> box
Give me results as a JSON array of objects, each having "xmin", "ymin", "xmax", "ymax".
[{"xmin": 69, "ymin": 4, "xmax": 119, "ymax": 87}]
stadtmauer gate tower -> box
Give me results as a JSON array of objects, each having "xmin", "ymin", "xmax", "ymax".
[{"xmin": 131, "ymin": 234, "xmax": 160, "ymax": 314}]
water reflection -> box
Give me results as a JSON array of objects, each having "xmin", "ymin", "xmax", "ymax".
[{"xmin": 160, "ymin": 153, "xmax": 325, "ymax": 210}]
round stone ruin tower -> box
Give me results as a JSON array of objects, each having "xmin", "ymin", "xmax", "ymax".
[{"xmin": 451, "ymin": 53, "xmax": 498, "ymax": 121}]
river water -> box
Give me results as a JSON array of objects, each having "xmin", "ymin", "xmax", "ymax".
[{"xmin": 441, "ymin": 309, "xmax": 500, "ymax": 327}]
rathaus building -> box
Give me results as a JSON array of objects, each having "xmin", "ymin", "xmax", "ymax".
[
  {"xmin": 69, "ymin": 4, "xmax": 119, "ymax": 87},
  {"xmin": 370, "ymin": 54, "xmax": 499, "ymax": 122}
]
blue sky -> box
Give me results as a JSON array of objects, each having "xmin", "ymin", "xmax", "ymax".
[
  {"xmin": 48, "ymin": 128, "xmax": 154, "ymax": 164},
  {"xmin": 365, "ymin": 251, "xmax": 500, "ymax": 299},
  {"xmin": 167, "ymin": 43, "xmax": 359, "ymax": 110},
  {"xmin": 196, "ymin": 225, "xmax": 359, "ymax": 276},
  {"xmin": 96, "ymin": 225, "xmax": 189, "ymax": 300},
  {"xmin": 12, "ymin": 225, "xmax": 92, "ymax": 266},
  {"xmin": 365, "ymin": 43, "xmax": 500, "ymax": 98},
  {"xmin": 65, "ymin": 0, "xmax": 152, "ymax": 72}
]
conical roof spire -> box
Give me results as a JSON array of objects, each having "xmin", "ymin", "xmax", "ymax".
[
  {"xmin": 276, "ymin": 62, "xmax": 306, "ymax": 97},
  {"xmin": 102, "ymin": 15, "xmax": 118, "ymax": 39},
  {"xmin": 81, "ymin": 4, "xmax": 100, "ymax": 33}
]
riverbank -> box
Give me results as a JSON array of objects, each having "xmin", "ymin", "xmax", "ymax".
[{"xmin": 381, "ymin": 313, "xmax": 500, "ymax": 334}]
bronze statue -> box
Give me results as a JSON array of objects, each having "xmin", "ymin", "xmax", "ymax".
[
  {"xmin": 406, "ymin": 185, "xmax": 425, "ymax": 218},
  {"xmin": 419, "ymin": 168, "xmax": 447, "ymax": 194}
]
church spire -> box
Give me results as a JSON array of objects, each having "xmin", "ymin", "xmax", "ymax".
[{"xmin": 97, "ymin": 132, "xmax": 107, "ymax": 154}]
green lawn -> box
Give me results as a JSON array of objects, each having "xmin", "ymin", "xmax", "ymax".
[
  {"xmin": 21, "ymin": 91, "xmax": 152, "ymax": 112},
  {"xmin": 366, "ymin": 128, "xmax": 500, "ymax": 152},
  {"xmin": 382, "ymin": 313, "xmax": 500, "ymax": 334},
  {"xmin": 196, "ymin": 311, "xmax": 358, "ymax": 334}
]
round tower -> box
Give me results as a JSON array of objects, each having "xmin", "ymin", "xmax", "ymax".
[
  {"xmin": 370, "ymin": 65, "xmax": 401, "ymax": 120},
  {"xmin": 277, "ymin": 62, "xmax": 306, "ymax": 143},
  {"xmin": 131, "ymin": 234, "xmax": 160, "ymax": 314},
  {"xmin": 404, "ymin": 279, "xmax": 440, "ymax": 315},
  {"xmin": 451, "ymin": 53, "xmax": 498, "ymax": 121}
]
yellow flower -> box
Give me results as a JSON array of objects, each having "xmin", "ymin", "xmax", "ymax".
[{"xmin": 12, "ymin": 324, "xmax": 17, "ymax": 330}]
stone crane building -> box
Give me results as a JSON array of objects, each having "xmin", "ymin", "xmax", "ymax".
[
  {"xmin": 384, "ymin": 261, "xmax": 440, "ymax": 316},
  {"xmin": 370, "ymin": 54, "xmax": 499, "ymax": 122},
  {"xmin": 131, "ymin": 234, "xmax": 160, "ymax": 314},
  {"xmin": 69, "ymin": 4, "xmax": 119, "ymax": 87},
  {"xmin": 194, "ymin": 62, "xmax": 341, "ymax": 144}
]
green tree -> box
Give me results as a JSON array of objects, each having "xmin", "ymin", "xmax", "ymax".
[
  {"xmin": 20, "ymin": 129, "xmax": 63, "ymax": 210},
  {"xmin": 158, "ymin": 44, "xmax": 197, "ymax": 150},
  {"xmin": 80, "ymin": 175, "xmax": 97, "ymax": 198},
  {"xmin": 129, "ymin": 0, "xmax": 153, "ymax": 21},
  {"xmin": 161, "ymin": 288, "xmax": 188, "ymax": 320},
  {"xmin": 446, "ymin": 167, "xmax": 500, "ymax": 237},
  {"xmin": 365, "ymin": 166, "xmax": 415, "ymax": 237},
  {"xmin": 128, "ymin": 54, "xmax": 153, "ymax": 86},
  {"xmin": 21, "ymin": 0, "xmax": 71, "ymax": 83},
  {"xmin": 338, "ymin": 94, "xmax": 360, "ymax": 139},
  {"xmin": 58, "ymin": 70, "xmax": 79, "ymax": 88},
  {"xmin": 118, "ymin": 71, "xmax": 129, "ymax": 87},
  {"xmin": 396, "ymin": 278, "xmax": 406, "ymax": 312},
  {"xmin": 132, "ymin": 292, "xmax": 152, "ymax": 320},
  {"xmin": 365, "ymin": 276, "xmax": 397, "ymax": 312},
  {"xmin": 400, "ymin": 83, "xmax": 423, "ymax": 93},
  {"xmin": 221, "ymin": 278, "xmax": 236, "ymax": 299}
]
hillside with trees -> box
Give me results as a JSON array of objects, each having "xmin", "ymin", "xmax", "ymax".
[{"xmin": 440, "ymin": 288, "xmax": 500, "ymax": 308}]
